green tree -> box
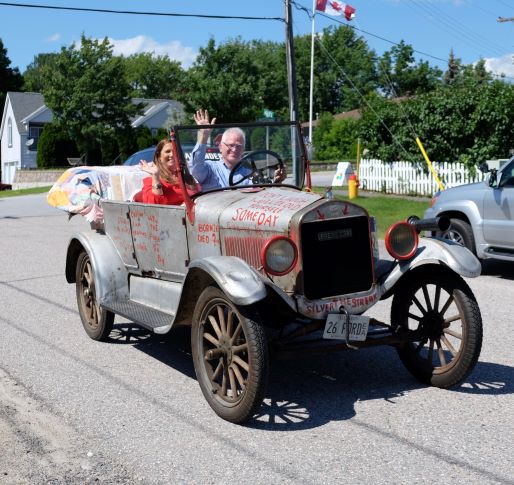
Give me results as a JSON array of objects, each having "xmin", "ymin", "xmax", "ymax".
[
  {"xmin": 377, "ymin": 40, "xmax": 442, "ymax": 97},
  {"xmin": 123, "ymin": 52, "xmax": 186, "ymax": 100},
  {"xmin": 42, "ymin": 35, "xmax": 141, "ymax": 164},
  {"xmin": 22, "ymin": 53, "xmax": 60, "ymax": 92},
  {"xmin": 37, "ymin": 123, "xmax": 79, "ymax": 168},
  {"xmin": 0, "ymin": 38, "xmax": 23, "ymax": 99},
  {"xmin": 358, "ymin": 76, "xmax": 514, "ymax": 169},
  {"xmin": 294, "ymin": 25, "xmax": 378, "ymax": 121},
  {"xmin": 185, "ymin": 38, "xmax": 269, "ymax": 122},
  {"xmin": 313, "ymin": 114, "xmax": 360, "ymax": 160},
  {"xmin": 443, "ymin": 49, "xmax": 460, "ymax": 85}
]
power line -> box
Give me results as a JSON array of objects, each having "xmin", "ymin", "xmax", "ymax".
[
  {"xmin": 408, "ymin": 0, "xmax": 506, "ymax": 58},
  {"xmin": 0, "ymin": 1, "xmax": 284, "ymax": 22},
  {"xmin": 293, "ymin": 1, "xmax": 514, "ymax": 82}
]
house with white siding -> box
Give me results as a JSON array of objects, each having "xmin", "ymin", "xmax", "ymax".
[{"xmin": 0, "ymin": 92, "xmax": 184, "ymax": 184}]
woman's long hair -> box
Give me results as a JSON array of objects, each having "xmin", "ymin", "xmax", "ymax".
[{"xmin": 153, "ymin": 139, "xmax": 178, "ymax": 184}]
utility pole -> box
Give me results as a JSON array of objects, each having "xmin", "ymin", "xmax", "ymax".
[
  {"xmin": 285, "ymin": 0, "xmax": 301, "ymax": 185},
  {"xmin": 285, "ymin": 0, "xmax": 299, "ymax": 123}
]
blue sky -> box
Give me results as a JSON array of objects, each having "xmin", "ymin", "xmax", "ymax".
[{"xmin": 2, "ymin": 0, "xmax": 514, "ymax": 78}]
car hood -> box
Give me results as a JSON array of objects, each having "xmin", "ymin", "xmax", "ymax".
[
  {"xmin": 434, "ymin": 181, "xmax": 487, "ymax": 202},
  {"xmin": 193, "ymin": 187, "xmax": 321, "ymax": 234}
]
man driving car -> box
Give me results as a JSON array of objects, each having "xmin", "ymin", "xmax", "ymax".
[{"xmin": 190, "ymin": 109, "xmax": 286, "ymax": 190}]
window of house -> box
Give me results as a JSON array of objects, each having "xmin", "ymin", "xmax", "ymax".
[
  {"xmin": 8, "ymin": 118, "xmax": 13, "ymax": 147},
  {"xmin": 28, "ymin": 123, "xmax": 45, "ymax": 151}
]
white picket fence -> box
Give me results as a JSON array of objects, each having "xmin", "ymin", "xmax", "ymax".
[{"xmin": 358, "ymin": 159, "xmax": 486, "ymax": 197}]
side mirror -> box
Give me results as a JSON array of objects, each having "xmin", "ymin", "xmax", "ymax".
[
  {"xmin": 488, "ymin": 169, "xmax": 498, "ymax": 187},
  {"xmin": 478, "ymin": 162, "xmax": 490, "ymax": 173}
]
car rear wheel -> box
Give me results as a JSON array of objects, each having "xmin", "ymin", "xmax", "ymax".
[
  {"xmin": 391, "ymin": 267, "xmax": 482, "ymax": 388},
  {"xmin": 443, "ymin": 218, "xmax": 476, "ymax": 255},
  {"xmin": 191, "ymin": 286, "xmax": 269, "ymax": 424},
  {"xmin": 76, "ymin": 251, "xmax": 114, "ymax": 341}
]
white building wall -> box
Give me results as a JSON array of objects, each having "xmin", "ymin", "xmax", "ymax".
[{"xmin": 1, "ymin": 101, "xmax": 21, "ymax": 184}]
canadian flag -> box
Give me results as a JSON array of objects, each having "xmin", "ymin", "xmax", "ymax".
[{"xmin": 316, "ymin": 0, "xmax": 356, "ymax": 20}]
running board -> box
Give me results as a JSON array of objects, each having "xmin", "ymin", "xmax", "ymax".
[
  {"xmin": 102, "ymin": 300, "xmax": 174, "ymax": 334},
  {"xmin": 485, "ymin": 247, "xmax": 514, "ymax": 260}
]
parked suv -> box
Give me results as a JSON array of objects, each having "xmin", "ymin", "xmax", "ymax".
[{"xmin": 425, "ymin": 158, "xmax": 514, "ymax": 261}]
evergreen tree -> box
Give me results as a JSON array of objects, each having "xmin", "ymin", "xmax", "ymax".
[{"xmin": 0, "ymin": 38, "xmax": 23, "ymax": 117}]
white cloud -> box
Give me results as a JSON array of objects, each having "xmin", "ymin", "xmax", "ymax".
[
  {"xmin": 107, "ymin": 35, "xmax": 198, "ymax": 68},
  {"xmin": 45, "ymin": 33, "xmax": 61, "ymax": 42},
  {"xmin": 484, "ymin": 54, "xmax": 514, "ymax": 79}
]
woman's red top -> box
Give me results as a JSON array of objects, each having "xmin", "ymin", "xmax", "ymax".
[{"xmin": 142, "ymin": 177, "xmax": 184, "ymax": 205}]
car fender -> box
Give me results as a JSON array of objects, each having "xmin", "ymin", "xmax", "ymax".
[
  {"xmin": 428, "ymin": 198, "xmax": 484, "ymax": 225},
  {"xmin": 187, "ymin": 256, "xmax": 267, "ymax": 306},
  {"xmin": 65, "ymin": 231, "xmax": 129, "ymax": 305},
  {"xmin": 379, "ymin": 237, "xmax": 481, "ymax": 296},
  {"xmin": 425, "ymin": 196, "xmax": 485, "ymax": 249}
]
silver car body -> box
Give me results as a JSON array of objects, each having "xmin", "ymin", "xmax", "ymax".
[
  {"xmin": 66, "ymin": 186, "xmax": 480, "ymax": 334},
  {"xmin": 425, "ymin": 157, "xmax": 514, "ymax": 260},
  {"xmin": 60, "ymin": 121, "xmax": 486, "ymax": 423}
]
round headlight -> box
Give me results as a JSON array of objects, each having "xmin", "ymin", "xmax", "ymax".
[
  {"xmin": 385, "ymin": 222, "xmax": 418, "ymax": 260},
  {"xmin": 261, "ymin": 236, "xmax": 298, "ymax": 276}
]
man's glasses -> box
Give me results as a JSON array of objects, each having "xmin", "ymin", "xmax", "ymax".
[{"xmin": 222, "ymin": 141, "xmax": 244, "ymax": 151}]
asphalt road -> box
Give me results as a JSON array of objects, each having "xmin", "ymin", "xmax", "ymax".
[{"xmin": 1, "ymin": 194, "xmax": 513, "ymax": 484}]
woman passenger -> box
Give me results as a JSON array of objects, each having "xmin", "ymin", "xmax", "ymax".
[{"xmin": 139, "ymin": 139, "xmax": 184, "ymax": 205}]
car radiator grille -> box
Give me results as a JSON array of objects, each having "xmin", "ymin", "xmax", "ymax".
[{"xmin": 300, "ymin": 215, "xmax": 374, "ymax": 300}]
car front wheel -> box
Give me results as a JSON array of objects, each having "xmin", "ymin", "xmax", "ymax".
[
  {"xmin": 391, "ymin": 267, "xmax": 483, "ymax": 388},
  {"xmin": 191, "ymin": 286, "xmax": 269, "ymax": 424},
  {"xmin": 443, "ymin": 218, "xmax": 476, "ymax": 255}
]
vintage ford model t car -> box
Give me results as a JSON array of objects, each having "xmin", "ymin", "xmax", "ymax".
[{"xmin": 59, "ymin": 121, "xmax": 483, "ymax": 424}]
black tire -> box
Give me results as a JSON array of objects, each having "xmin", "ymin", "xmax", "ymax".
[
  {"xmin": 443, "ymin": 218, "xmax": 476, "ymax": 255},
  {"xmin": 391, "ymin": 267, "xmax": 482, "ymax": 388},
  {"xmin": 191, "ymin": 286, "xmax": 269, "ymax": 424},
  {"xmin": 75, "ymin": 251, "xmax": 114, "ymax": 341}
]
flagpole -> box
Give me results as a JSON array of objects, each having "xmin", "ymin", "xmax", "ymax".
[{"xmin": 308, "ymin": 0, "xmax": 316, "ymax": 144}]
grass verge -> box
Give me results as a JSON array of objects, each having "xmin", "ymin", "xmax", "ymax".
[
  {"xmin": 0, "ymin": 186, "xmax": 52, "ymax": 198},
  {"xmin": 312, "ymin": 188, "xmax": 431, "ymax": 239}
]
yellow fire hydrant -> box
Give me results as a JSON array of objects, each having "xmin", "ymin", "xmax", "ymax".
[{"xmin": 348, "ymin": 174, "xmax": 359, "ymax": 199}]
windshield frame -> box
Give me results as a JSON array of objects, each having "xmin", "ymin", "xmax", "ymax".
[
  {"xmin": 170, "ymin": 120, "xmax": 310, "ymax": 224},
  {"xmin": 174, "ymin": 121, "xmax": 308, "ymax": 186}
]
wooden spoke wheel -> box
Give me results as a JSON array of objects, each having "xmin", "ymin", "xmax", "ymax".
[
  {"xmin": 391, "ymin": 267, "xmax": 482, "ymax": 388},
  {"xmin": 191, "ymin": 286, "xmax": 268, "ymax": 424},
  {"xmin": 76, "ymin": 251, "xmax": 114, "ymax": 341}
]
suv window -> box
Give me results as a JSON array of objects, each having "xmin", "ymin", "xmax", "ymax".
[{"xmin": 499, "ymin": 160, "xmax": 514, "ymax": 187}]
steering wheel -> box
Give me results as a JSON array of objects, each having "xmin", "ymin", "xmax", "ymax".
[{"xmin": 228, "ymin": 150, "xmax": 285, "ymax": 186}]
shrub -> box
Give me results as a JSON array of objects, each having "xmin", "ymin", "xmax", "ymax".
[{"xmin": 37, "ymin": 123, "xmax": 79, "ymax": 168}]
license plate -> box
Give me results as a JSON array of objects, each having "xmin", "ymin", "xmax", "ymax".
[{"xmin": 323, "ymin": 314, "xmax": 370, "ymax": 341}]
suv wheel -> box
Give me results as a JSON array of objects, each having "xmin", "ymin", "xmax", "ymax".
[{"xmin": 443, "ymin": 218, "xmax": 476, "ymax": 255}]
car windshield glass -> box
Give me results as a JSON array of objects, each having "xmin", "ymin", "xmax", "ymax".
[{"xmin": 173, "ymin": 121, "xmax": 306, "ymax": 195}]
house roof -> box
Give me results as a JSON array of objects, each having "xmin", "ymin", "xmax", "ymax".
[
  {"xmin": 301, "ymin": 108, "xmax": 361, "ymax": 131},
  {"xmin": 131, "ymin": 98, "xmax": 184, "ymax": 127},
  {"xmin": 1, "ymin": 92, "xmax": 184, "ymax": 137},
  {"xmin": 4, "ymin": 92, "xmax": 46, "ymax": 135}
]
